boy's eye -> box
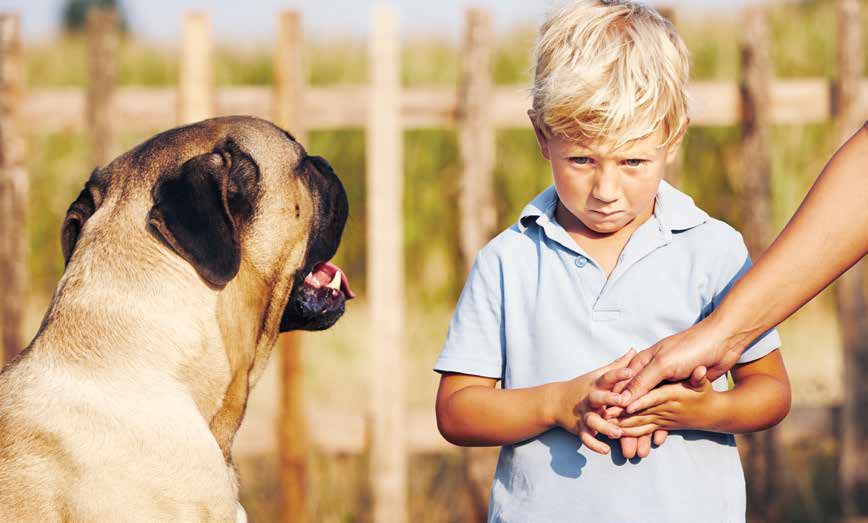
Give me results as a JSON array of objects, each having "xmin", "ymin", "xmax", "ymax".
[
  {"xmin": 624, "ymin": 159, "xmax": 646, "ymax": 167},
  {"xmin": 570, "ymin": 157, "xmax": 593, "ymax": 165}
]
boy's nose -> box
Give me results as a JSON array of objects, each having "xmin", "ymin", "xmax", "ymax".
[{"xmin": 591, "ymin": 170, "xmax": 620, "ymax": 203}]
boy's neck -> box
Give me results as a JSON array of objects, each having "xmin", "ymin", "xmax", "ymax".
[{"xmin": 555, "ymin": 199, "xmax": 656, "ymax": 277}]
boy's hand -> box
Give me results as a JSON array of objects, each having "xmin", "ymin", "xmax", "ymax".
[
  {"xmin": 616, "ymin": 376, "xmax": 718, "ymax": 434},
  {"xmin": 549, "ymin": 349, "xmax": 635, "ymax": 455}
]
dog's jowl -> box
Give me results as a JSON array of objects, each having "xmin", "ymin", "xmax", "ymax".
[{"xmin": 0, "ymin": 116, "xmax": 352, "ymax": 523}]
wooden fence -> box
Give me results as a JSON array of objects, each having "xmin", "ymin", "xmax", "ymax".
[{"xmin": 0, "ymin": 3, "xmax": 866, "ymax": 523}]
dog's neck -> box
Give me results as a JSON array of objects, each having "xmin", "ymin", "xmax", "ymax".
[{"xmin": 28, "ymin": 240, "xmax": 284, "ymax": 462}]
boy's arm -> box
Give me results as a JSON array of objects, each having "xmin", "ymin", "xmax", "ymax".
[
  {"xmin": 617, "ymin": 349, "xmax": 791, "ymax": 434},
  {"xmin": 436, "ymin": 350, "xmax": 635, "ymax": 454},
  {"xmin": 436, "ymin": 374, "xmax": 556, "ymax": 446}
]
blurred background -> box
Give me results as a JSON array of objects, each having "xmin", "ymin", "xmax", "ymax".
[{"xmin": 0, "ymin": 0, "xmax": 866, "ymax": 522}]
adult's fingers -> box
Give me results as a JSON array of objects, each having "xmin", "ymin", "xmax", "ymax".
[
  {"xmin": 585, "ymin": 412, "xmax": 622, "ymax": 439},
  {"xmin": 580, "ymin": 431, "xmax": 611, "ymax": 455},
  {"xmin": 617, "ymin": 348, "xmax": 658, "ymax": 405},
  {"xmin": 625, "ymin": 386, "xmax": 669, "ymax": 414},
  {"xmin": 604, "ymin": 405, "xmax": 624, "ymax": 419},
  {"xmin": 620, "ymin": 436, "xmax": 638, "ymax": 459},
  {"xmin": 616, "ymin": 415, "xmax": 655, "ymax": 429},
  {"xmin": 653, "ymin": 429, "xmax": 669, "ymax": 446},
  {"xmin": 619, "ymin": 424, "xmax": 659, "ymax": 437},
  {"xmin": 636, "ymin": 434, "xmax": 652, "ymax": 458}
]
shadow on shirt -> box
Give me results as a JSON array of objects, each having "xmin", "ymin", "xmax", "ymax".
[{"xmin": 538, "ymin": 428, "xmax": 737, "ymax": 478}]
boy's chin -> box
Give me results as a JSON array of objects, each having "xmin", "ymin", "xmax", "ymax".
[
  {"xmin": 587, "ymin": 223, "xmax": 622, "ymax": 234},
  {"xmin": 582, "ymin": 215, "xmax": 633, "ymax": 235}
]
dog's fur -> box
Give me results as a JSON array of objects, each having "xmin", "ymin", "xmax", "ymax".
[{"xmin": 0, "ymin": 116, "xmax": 349, "ymax": 522}]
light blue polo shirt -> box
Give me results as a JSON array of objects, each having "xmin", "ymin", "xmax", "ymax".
[{"xmin": 434, "ymin": 181, "xmax": 781, "ymax": 523}]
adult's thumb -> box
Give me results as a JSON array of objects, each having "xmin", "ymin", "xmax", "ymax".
[{"xmin": 689, "ymin": 366, "xmax": 707, "ymax": 388}]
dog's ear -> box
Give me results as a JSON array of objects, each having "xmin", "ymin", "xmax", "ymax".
[
  {"xmin": 147, "ymin": 140, "xmax": 260, "ymax": 288},
  {"xmin": 61, "ymin": 171, "xmax": 103, "ymax": 266}
]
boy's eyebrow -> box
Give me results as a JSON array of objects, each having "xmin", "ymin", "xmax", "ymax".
[{"xmin": 565, "ymin": 144, "xmax": 659, "ymax": 158}]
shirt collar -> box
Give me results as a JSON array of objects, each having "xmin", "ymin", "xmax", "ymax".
[{"xmin": 517, "ymin": 180, "xmax": 709, "ymax": 234}]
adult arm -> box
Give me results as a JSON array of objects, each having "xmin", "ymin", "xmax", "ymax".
[{"xmin": 620, "ymin": 123, "xmax": 868, "ymax": 404}]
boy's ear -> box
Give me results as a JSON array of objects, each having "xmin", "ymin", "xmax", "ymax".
[
  {"xmin": 665, "ymin": 119, "xmax": 689, "ymax": 164},
  {"xmin": 528, "ymin": 110, "xmax": 551, "ymax": 161}
]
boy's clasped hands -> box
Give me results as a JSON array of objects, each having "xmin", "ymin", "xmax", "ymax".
[{"xmin": 548, "ymin": 348, "xmax": 716, "ymax": 458}]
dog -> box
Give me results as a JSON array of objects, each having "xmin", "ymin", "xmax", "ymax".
[{"xmin": 0, "ymin": 116, "xmax": 353, "ymax": 522}]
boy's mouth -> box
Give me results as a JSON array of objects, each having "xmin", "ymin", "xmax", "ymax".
[{"xmin": 590, "ymin": 209, "xmax": 623, "ymax": 217}]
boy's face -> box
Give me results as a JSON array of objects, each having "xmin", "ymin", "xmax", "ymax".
[{"xmin": 532, "ymin": 122, "xmax": 683, "ymax": 235}]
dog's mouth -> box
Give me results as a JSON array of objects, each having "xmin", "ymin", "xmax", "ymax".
[
  {"xmin": 279, "ymin": 260, "xmax": 354, "ymax": 332},
  {"xmin": 302, "ymin": 261, "xmax": 355, "ymax": 300}
]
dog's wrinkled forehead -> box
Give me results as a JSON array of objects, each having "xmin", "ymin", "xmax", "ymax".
[{"xmin": 107, "ymin": 116, "xmax": 306, "ymax": 189}]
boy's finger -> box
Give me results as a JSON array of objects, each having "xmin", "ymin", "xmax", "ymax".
[
  {"xmin": 600, "ymin": 348, "xmax": 638, "ymax": 373},
  {"xmin": 625, "ymin": 387, "xmax": 667, "ymax": 414},
  {"xmin": 615, "ymin": 347, "xmax": 637, "ymax": 365},
  {"xmin": 620, "ymin": 436, "xmax": 638, "ymax": 459},
  {"xmin": 588, "ymin": 390, "xmax": 622, "ymax": 407},
  {"xmin": 585, "ymin": 412, "xmax": 622, "ymax": 439},
  {"xmin": 636, "ymin": 435, "xmax": 652, "ymax": 458},
  {"xmin": 580, "ymin": 431, "xmax": 611, "ymax": 455},
  {"xmin": 653, "ymin": 429, "xmax": 669, "ymax": 446},
  {"xmin": 597, "ymin": 367, "xmax": 633, "ymax": 388}
]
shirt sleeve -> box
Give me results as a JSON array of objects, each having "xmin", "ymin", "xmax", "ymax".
[
  {"xmin": 704, "ymin": 228, "xmax": 782, "ymax": 364},
  {"xmin": 433, "ymin": 249, "xmax": 504, "ymax": 379}
]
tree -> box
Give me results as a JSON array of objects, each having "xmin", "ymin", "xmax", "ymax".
[{"xmin": 61, "ymin": 0, "xmax": 128, "ymax": 33}]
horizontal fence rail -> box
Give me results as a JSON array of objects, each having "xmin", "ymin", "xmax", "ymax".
[{"xmin": 23, "ymin": 80, "xmax": 868, "ymax": 133}]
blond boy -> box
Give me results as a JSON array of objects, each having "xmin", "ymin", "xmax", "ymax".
[{"xmin": 434, "ymin": 2, "xmax": 791, "ymax": 521}]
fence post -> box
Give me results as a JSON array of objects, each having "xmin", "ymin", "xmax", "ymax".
[
  {"xmin": 739, "ymin": 6, "xmax": 781, "ymax": 522},
  {"xmin": 178, "ymin": 11, "xmax": 213, "ymax": 125},
  {"xmin": 274, "ymin": 11, "xmax": 309, "ymax": 523},
  {"xmin": 86, "ymin": 7, "xmax": 117, "ymax": 168},
  {"xmin": 367, "ymin": 5, "xmax": 406, "ymax": 523},
  {"xmin": 458, "ymin": 8, "xmax": 496, "ymax": 273},
  {"xmin": 456, "ymin": 8, "xmax": 499, "ymax": 523},
  {"xmin": 834, "ymin": 0, "xmax": 868, "ymax": 519},
  {"xmin": 0, "ymin": 13, "xmax": 26, "ymax": 366}
]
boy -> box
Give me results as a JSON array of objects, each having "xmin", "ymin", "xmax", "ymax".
[{"xmin": 433, "ymin": 2, "xmax": 791, "ymax": 522}]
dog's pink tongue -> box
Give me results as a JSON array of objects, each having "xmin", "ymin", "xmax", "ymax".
[{"xmin": 306, "ymin": 261, "xmax": 356, "ymax": 299}]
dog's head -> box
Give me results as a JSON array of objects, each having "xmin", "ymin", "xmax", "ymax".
[{"xmin": 60, "ymin": 116, "xmax": 353, "ymax": 333}]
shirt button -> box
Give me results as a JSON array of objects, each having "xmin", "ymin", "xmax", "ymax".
[{"xmin": 575, "ymin": 256, "xmax": 588, "ymax": 268}]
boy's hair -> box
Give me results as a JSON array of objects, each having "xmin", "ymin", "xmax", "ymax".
[{"xmin": 531, "ymin": 0, "xmax": 690, "ymax": 149}]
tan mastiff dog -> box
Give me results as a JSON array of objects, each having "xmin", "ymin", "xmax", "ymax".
[{"xmin": 0, "ymin": 116, "xmax": 354, "ymax": 522}]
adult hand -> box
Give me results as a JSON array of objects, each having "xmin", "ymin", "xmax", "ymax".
[{"xmin": 618, "ymin": 315, "xmax": 739, "ymax": 409}]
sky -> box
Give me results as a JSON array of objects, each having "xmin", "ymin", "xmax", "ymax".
[{"xmin": 6, "ymin": 0, "xmax": 748, "ymax": 44}]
